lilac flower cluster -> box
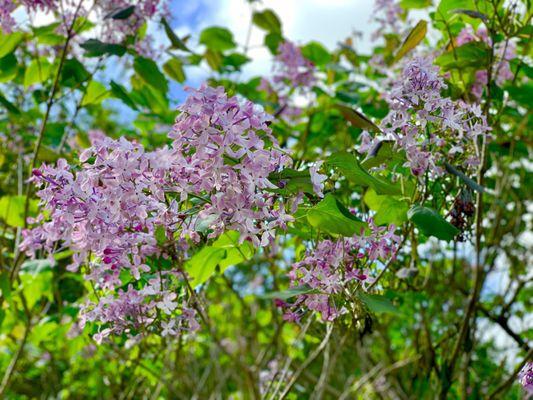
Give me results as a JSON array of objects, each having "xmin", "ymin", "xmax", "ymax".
[
  {"xmin": 273, "ymin": 41, "xmax": 316, "ymax": 88},
  {"xmin": 259, "ymin": 40, "xmax": 316, "ymax": 120},
  {"xmin": 21, "ymin": 84, "xmax": 293, "ymax": 342},
  {"xmin": 371, "ymin": 0, "xmax": 404, "ymax": 41},
  {"xmin": 169, "ymin": 84, "xmax": 293, "ymax": 246},
  {"xmin": 98, "ymin": 0, "xmax": 165, "ymax": 46},
  {"xmin": 280, "ymin": 219, "xmax": 400, "ymax": 322},
  {"xmin": 519, "ymin": 362, "xmax": 533, "ymax": 395},
  {"xmin": 456, "ymin": 26, "xmax": 516, "ymax": 99},
  {"xmin": 0, "ymin": 0, "xmax": 57, "ymax": 32},
  {"xmin": 0, "ymin": 0, "xmax": 166, "ymax": 56},
  {"xmin": 0, "ymin": 0, "xmax": 18, "ymax": 32},
  {"xmin": 360, "ymin": 56, "xmax": 490, "ymax": 177}
]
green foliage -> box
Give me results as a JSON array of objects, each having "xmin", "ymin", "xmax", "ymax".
[
  {"xmin": 327, "ymin": 152, "xmax": 401, "ymax": 195},
  {"xmin": 252, "ymin": 9, "xmax": 282, "ymax": 34},
  {"xmin": 79, "ymin": 39, "xmax": 127, "ymax": 57},
  {"xmin": 393, "ymin": 19, "xmax": 427, "ymax": 63},
  {"xmin": 134, "ymin": 57, "xmax": 169, "ymax": 94},
  {"xmin": 307, "ymin": 194, "xmax": 366, "ymax": 236},
  {"xmin": 199, "ymin": 26, "xmax": 237, "ymax": 51},
  {"xmin": 0, "ymin": 1, "xmax": 530, "ymax": 398},
  {"xmin": 408, "ymin": 205, "xmax": 459, "ymax": 241},
  {"xmin": 301, "ymin": 41, "xmax": 331, "ymax": 66},
  {"xmin": 24, "ymin": 58, "xmax": 52, "ymax": 88}
]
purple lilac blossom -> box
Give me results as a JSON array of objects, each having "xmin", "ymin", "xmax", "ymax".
[
  {"xmin": 519, "ymin": 362, "xmax": 533, "ymax": 395},
  {"xmin": 371, "ymin": 0, "xmax": 404, "ymax": 41},
  {"xmin": 281, "ymin": 219, "xmax": 400, "ymax": 322},
  {"xmin": 21, "ymin": 84, "xmax": 295, "ymax": 342},
  {"xmin": 456, "ymin": 26, "xmax": 516, "ymax": 99},
  {"xmin": 259, "ymin": 40, "xmax": 316, "ymax": 121},
  {"xmin": 360, "ymin": 56, "xmax": 490, "ymax": 178}
]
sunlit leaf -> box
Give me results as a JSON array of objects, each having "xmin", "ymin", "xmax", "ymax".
[
  {"xmin": 327, "ymin": 152, "xmax": 401, "ymax": 195},
  {"xmin": 81, "ymin": 81, "xmax": 110, "ymax": 106},
  {"xmin": 199, "ymin": 26, "xmax": 236, "ymax": 51},
  {"xmin": 0, "ymin": 31, "xmax": 24, "ymax": 58},
  {"xmin": 163, "ymin": 58, "xmax": 186, "ymax": 83},
  {"xmin": 252, "ymin": 9, "xmax": 282, "ymax": 34},
  {"xmin": 162, "ymin": 18, "xmax": 191, "ymax": 52},
  {"xmin": 307, "ymin": 194, "xmax": 366, "ymax": 237},
  {"xmin": 302, "ymin": 41, "xmax": 331, "ymax": 66},
  {"xmin": 24, "ymin": 58, "xmax": 52, "ymax": 88},
  {"xmin": 393, "ymin": 20, "xmax": 427, "ymax": 63},
  {"xmin": 110, "ymin": 80, "xmax": 138, "ymax": 110},
  {"xmin": 335, "ymin": 104, "xmax": 381, "ymax": 133},
  {"xmin": 133, "ymin": 57, "xmax": 168, "ymax": 94}
]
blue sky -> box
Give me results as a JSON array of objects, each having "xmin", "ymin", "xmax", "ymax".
[{"xmin": 164, "ymin": 0, "xmax": 380, "ymax": 101}]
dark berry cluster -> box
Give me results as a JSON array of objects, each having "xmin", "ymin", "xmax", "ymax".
[{"xmin": 450, "ymin": 193, "xmax": 475, "ymax": 241}]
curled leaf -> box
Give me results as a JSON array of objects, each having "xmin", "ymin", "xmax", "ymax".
[{"xmin": 393, "ymin": 20, "xmax": 427, "ymax": 63}]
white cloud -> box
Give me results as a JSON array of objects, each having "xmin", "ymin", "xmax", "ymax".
[{"xmin": 169, "ymin": 0, "xmax": 380, "ymax": 82}]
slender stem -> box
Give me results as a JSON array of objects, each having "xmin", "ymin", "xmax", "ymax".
[
  {"xmin": 22, "ymin": 14, "xmax": 78, "ymax": 229},
  {"xmin": 278, "ymin": 324, "xmax": 333, "ymax": 400},
  {"xmin": 488, "ymin": 348, "xmax": 532, "ymax": 399}
]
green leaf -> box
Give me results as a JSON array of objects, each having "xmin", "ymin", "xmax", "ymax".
[
  {"xmin": 301, "ymin": 41, "xmax": 331, "ymax": 66},
  {"xmin": 24, "ymin": 58, "xmax": 52, "ymax": 88},
  {"xmin": 0, "ymin": 91, "xmax": 20, "ymax": 114},
  {"xmin": 21, "ymin": 259, "xmax": 53, "ymax": 274},
  {"xmin": 186, "ymin": 246, "xmax": 226, "ymax": 288},
  {"xmin": 81, "ymin": 81, "xmax": 109, "ymax": 106},
  {"xmin": 444, "ymin": 162, "xmax": 485, "ymax": 193},
  {"xmin": 335, "ymin": 104, "xmax": 381, "ymax": 133},
  {"xmin": 327, "ymin": 152, "xmax": 401, "ymax": 195},
  {"xmin": 436, "ymin": 0, "xmax": 476, "ymax": 21},
  {"xmin": 252, "ymin": 9, "xmax": 282, "ymax": 34},
  {"xmin": 451, "ymin": 9, "xmax": 488, "ymax": 22},
  {"xmin": 185, "ymin": 231, "xmax": 254, "ymax": 288},
  {"xmin": 110, "ymin": 80, "xmax": 138, "ymax": 110},
  {"xmin": 364, "ymin": 189, "xmax": 408, "ymax": 226},
  {"xmin": 435, "ymin": 42, "xmax": 490, "ymax": 70},
  {"xmin": 360, "ymin": 293, "xmax": 399, "ymax": 314},
  {"xmin": 163, "ymin": 58, "xmax": 186, "ymax": 83},
  {"xmin": 32, "ymin": 22, "xmax": 64, "ymax": 46},
  {"xmin": 269, "ymin": 168, "xmax": 315, "ymax": 195},
  {"xmin": 264, "ymin": 32, "xmax": 283, "ymax": 54},
  {"xmin": 0, "ymin": 31, "xmax": 24, "ymax": 58},
  {"xmin": 105, "ymin": 5, "xmax": 135, "ymax": 19},
  {"xmin": 400, "ymin": 0, "xmax": 431, "ymax": 9},
  {"xmin": 204, "ymin": 49, "xmax": 223, "ymax": 71},
  {"xmin": 393, "ymin": 20, "xmax": 427, "ymax": 63},
  {"xmin": 154, "ymin": 225, "xmax": 167, "ymax": 246},
  {"xmin": 161, "ymin": 18, "xmax": 191, "ymax": 52},
  {"xmin": 20, "ymin": 267, "xmax": 53, "ymax": 309},
  {"xmin": 408, "ymin": 205, "xmax": 459, "ymax": 241},
  {"xmin": 0, "ymin": 272, "xmax": 11, "ymax": 300},
  {"xmin": 361, "ymin": 140, "xmax": 405, "ymax": 169},
  {"xmin": 133, "ymin": 57, "xmax": 168, "ymax": 94},
  {"xmin": 60, "ymin": 58, "xmax": 90, "ymax": 87},
  {"xmin": 199, "ymin": 27, "xmax": 236, "ymax": 51},
  {"xmin": 0, "ymin": 53, "xmax": 17, "ymax": 83},
  {"xmin": 307, "ymin": 194, "xmax": 366, "ymax": 237},
  {"xmin": 0, "ymin": 195, "xmax": 26, "ymax": 227},
  {"xmin": 222, "ymin": 53, "xmax": 250, "ymax": 71},
  {"xmin": 259, "ymin": 285, "xmax": 317, "ymax": 300},
  {"xmin": 80, "ymin": 39, "xmax": 126, "ymax": 57},
  {"xmin": 212, "ymin": 230, "xmax": 254, "ymax": 270}
]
